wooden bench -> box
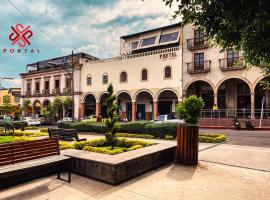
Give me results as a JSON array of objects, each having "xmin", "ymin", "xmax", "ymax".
[
  {"xmin": 49, "ymin": 128, "xmax": 86, "ymax": 142},
  {"xmin": 0, "ymin": 138, "xmax": 71, "ymax": 188}
]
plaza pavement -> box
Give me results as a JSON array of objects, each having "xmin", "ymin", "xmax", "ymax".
[{"xmin": 0, "ymin": 134, "xmax": 269, "ymax": 200}]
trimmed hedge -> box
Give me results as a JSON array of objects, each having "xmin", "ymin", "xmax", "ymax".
[
  {"xmin": 117, "ymin": 121, "xmax": 150, "ymax": 134},
  {"xmin": 199, "ymin": 134, "xmax": 226, "ymax": 143},
  {"xmin": 145, "ymin": 123, "xmax": 177, "ymax": 138},
  {"xmin": 115, "ymin": 133, "xmax": 154, "ymax": 139},
  {"xmin": 58, "ymin": 122, "xmax": 109, "ymax": 133},
  {"xmin": 0, "ymin": 121, "xmax": 27, "ymax": 129}
]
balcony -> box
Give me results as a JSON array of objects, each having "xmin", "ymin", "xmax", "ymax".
[
  {"xmin": 25, "ymin": 91, "xmax": 32, "ymax": 97},
  {"xmin": 187, "ymin": 60, "xmax": 211, "ymax": 74},
  {"xmin": 42, "ymin": 89, "xmax": 50, "ymax": 96},
  {"xmin": 187, "ymin": 38, "xmax": 208, "ymax": 50},
  {"xmin": 219, "ymin": 58, "xmax": 245, "ymax": 71},
  {"xmin": 33, "ymin": 90, "xmax": 41, "ymax": 96},
  {"xmin": 63, "ymin": 87, "xmax": 72, "ymax": 95},
  {"xmin": 52, "ymin": 88, "xmax": 61, "ymax": 95}
]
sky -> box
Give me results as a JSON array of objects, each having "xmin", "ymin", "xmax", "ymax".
[{"xmin": 0, "ymin": 0, "xmax": 179, "ymax": 88}]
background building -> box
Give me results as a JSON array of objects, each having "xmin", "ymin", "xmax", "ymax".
[{"xmin": 0, "ymin": 88, "xmax": 21, "ymax": 116}]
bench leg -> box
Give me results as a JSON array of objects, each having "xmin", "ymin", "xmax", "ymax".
[{"xmin": 56, "ymin": 162, "xmax": 71, "ymax": 183}]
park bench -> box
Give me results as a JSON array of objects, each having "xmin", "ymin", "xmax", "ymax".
[
  {"xmin": 0, "ymin": 138, "xmax": 71, "ymax": 188},
  {"xmin": 49, "ymin": 128, "xmax": 87, "ymax": 142}
]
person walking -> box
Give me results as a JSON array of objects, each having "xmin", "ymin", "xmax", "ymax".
[{"xmin": 4, "ymin": 114, "xmax": 13, "ymax": 136}]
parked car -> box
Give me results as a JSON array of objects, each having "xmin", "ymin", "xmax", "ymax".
[
  {"xmin": 33, "ymin": 114, "xmax": 46, "ymax": 124},
  {"xmin": 152, "ymin": 114, "xmax": 184, "ymax": 124},
  {"xmin": 23, "ymin": 117, "xmax": 41, "ymax": 126},
  {"xmin": 57, "ymin": 117, "xmax": 73, "ymax": 125}
]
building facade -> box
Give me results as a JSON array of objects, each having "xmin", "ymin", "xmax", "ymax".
[
  {"xmin": 20, "ymin": 23, "xmax": 269, "ymax": 122},
  {"xmin": 0, "ymin": 88, "xmax": 21, "ymax": 116}
]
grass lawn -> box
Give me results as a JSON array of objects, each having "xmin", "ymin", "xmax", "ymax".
[{"xmin": 0, "ymin": 136, "xmax": 13, "ymax": 144}]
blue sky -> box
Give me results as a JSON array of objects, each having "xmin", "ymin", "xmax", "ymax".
[{"xmin": 0, "ymin": 0, "xmax": 178, "ymax": 88}]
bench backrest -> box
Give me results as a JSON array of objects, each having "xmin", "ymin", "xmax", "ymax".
[
  {"xmin": 48, "ymin": 128, "xmax": 79, "ymax": 141},
  {"xmin": 0, "ymin": 138, "xmax": 59, "ymax": 167}
]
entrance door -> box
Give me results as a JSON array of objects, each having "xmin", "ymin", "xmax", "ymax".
[
  {"xmin": 126, "ymin": 103, "xmax": 132, "ymax": 121},
  {"xmin": 137, "ymin": 104, "xmax": 145, "ymax": 120},
  {"xmin": 101, "ymin": 105, "xmax": 108, "ymax": 118}
]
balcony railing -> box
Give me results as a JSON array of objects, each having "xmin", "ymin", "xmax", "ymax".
[
  {"xmin": 219, "ymin": 58, "xmax": 245, "ymax": 71},
  {"xmin": 25, "ymin": 91, "xmax": 31, "ymax": 97},
  {"xmin": 63, "ymin": 87, "xmax": 72, "ymax": 94},
  {"xmin": 42, "ymin": 89, "xmax": 50, "ymax": 95},
  {"xmin": 33, "ymin": 90, "xmax": 41, "ymax": 96},
  {"xmin": 187, "ymin": 60, "xmax": 211, "ymax": 74},
  {"xmin": 187, "ymin": 38, "xmax": 208, "ymax": 50},
  {"xmin": 52, "ymin": 88, "xmax": 61, "ymax": 95}
]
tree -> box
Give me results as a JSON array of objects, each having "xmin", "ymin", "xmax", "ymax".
[
  {"xmin": 163, "ymin": 0, "xmax": 270, "ymax": 71},
  {"xmin": 2, "ymin": 95, "xmax": 13, "ymax": 114},
  {"xmin": 21, "ymin": 99, "xmax": 31, "ymax": 117},
  {"xmin": 105, "ymin": 84, "xmax": 119, "ymax": 149},
  {"xmin": 62, "ymin": 97, "xmax": 72, "ymax": 109},
  {"xmin": 52, "ymin": 97, "xmax": 63, "ymax": 119}
]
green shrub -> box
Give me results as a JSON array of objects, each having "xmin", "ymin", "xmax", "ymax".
[
  {"xmin": 58, "ymin": 121, "xmax": 109, "ymax": 133},
  {"xmin": 115, "ymin": 133, "xmax": 154, "ymax": 139},
  {"xmin": 127, "ymin": 145, "xmax": 143, "ymax": 151},
  {"xmin": 83, "ymin": 146, "xmax": 124, "ymax": 155},
  {"xmin": 199, "ymin": 134, "xmax": 226, "ymax": 143},
  {"xmin": 12, "ymin": 121, "xmax": 28, "ymax": 130},
  {"xmin": 165, "ymin": 135, "xmax": 174, "ymax": 140},
  {"xmin": 59, "ymin": 141, "xmax": 74, "ymax": 150},
  {"xmin": 176, "ymin": 95, "xmax": 205, "ymax": 124},
  {"xmin": 116, "ymin": 138, "xmax": 153, "ymax": 148},
  {"xmin": 0, "ymin": 130, "xmax": 33, "ymax": 136},
  {"xmin": 13, "ymin": 136, "xmax": 37, "ymax": 143},
  {"xmin": 40, "ymin": 128, "xmax": 48, "ymax": 133},
  {"xmin": 25, "ymin": 126, "xmax": 39, "ymax": 130},
  {"xmin": 145, "ymin": 123, "xmax": 177, "ymax": 138},
  {"xmin": 118, "ymin": 121, "xmax": 150, "ymax": 134},
  {"xmin": 74, "ymin": 138, "xmax": 107, "ymax": 150}
]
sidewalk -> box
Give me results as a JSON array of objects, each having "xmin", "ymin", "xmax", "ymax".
[{"xmin": 1, "ymin": 142, "xmax": 269, "ymax": 200}]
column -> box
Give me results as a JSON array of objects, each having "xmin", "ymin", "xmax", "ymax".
[
  {"xmin": 132, "ymin": 101, "xmax": 136, "ymax": 121},
  {"xmin": 214, "ymin": 93, "xmax": 218, "ymax": 106},
  {"xmin": 96, "ymin": 102, "xmax": 101, "ymax": 116},
  {"xmin": 80, "ymin": 103, "xmax": 85, "ymax": 119},
  {"xmin": 153, "ymin": 101, "xmax": 158, "ymax": 119},
  {"xmin": 251, "ymin": 93, "xmax": 255, "ymax": 118},
  {"xmin": 265, "ymin": 90, "xmax": 269, "ymax": 110}
]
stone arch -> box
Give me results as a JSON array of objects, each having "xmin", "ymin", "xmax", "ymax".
[
  {"xmin": 97, "ymin": 91, "xmax": 109, "ymax": 103},
  {"xmin": 216, "ymin": 76, "xmax": 252, "ymax": 92},
  {"xmin": 82, "ymin": 92, "xmax": 97, "ymax": 103},
  {"xmin": 116, "ymin": 90, "xmax": 133, "ymax": 100},
  {"xmin": 134, "ymin": 89, "xmax": 155, "ymax": 101},
  {"xmin": 42, "ymin": 99, "xmax": 51, "ymax": 107},
  {"xmin": 252, "ymin": 75, "xmax": 269, "ymax": 93},
  {"xmin": 184, "ymin": 79, "xmax": 215, "ymax": 94},
  {"xmin": 155, "ymin": 88, "xmax": 180, "ymax": 101},
  {"xmin": 116, "ymin": 90, "xmax": 133, "ymax": 121}
]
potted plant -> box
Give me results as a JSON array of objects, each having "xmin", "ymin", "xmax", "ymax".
[{"xmin": 176, "ymin": 95, "xmax": 204, "ymax": 165}]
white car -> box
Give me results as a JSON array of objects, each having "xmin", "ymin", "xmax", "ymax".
[
  {"xmin": 23, "ymin": 117, "xmax": 41, "ymax": 126},
  {"xmin": 152, "ymin": 114, "xmax": 185, "ymax": 124},
  {"xmin": 57, "ymin": 117, "xmax": 73, "ymax": 124}
]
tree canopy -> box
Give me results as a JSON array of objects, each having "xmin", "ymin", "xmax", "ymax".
[{"xmin": 164, "ymin": 0, "xmax": 270, "ymax": 71}]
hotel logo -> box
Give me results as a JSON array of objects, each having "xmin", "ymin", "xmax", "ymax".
[{"xmin": 9, "ymin": 24, "xmax": 33, "ymax": 47}]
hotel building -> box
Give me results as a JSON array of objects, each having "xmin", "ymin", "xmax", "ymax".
[{"xmin": 20, "ymin": 23, "xmax": 270, "ymax": 125}]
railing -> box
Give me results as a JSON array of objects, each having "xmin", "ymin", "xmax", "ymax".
[
  {"xmin": 42, "ymin": 89, "xmax": 50, "ymax": 95},
  {"xmin": 200, "ymin": 109, "xmax": 270, "ymax": 119},
  {"xmin": 187, "ymin": 60, "xmax": 211, "ymax": 74},
  {"xmin": 219, "ymin": 58, "xmax": 245, "ymax": 71},
  {"xmin": 63, "ymin": 87, "xmax": 72, "ymax": 94},
  {"xmin": 121, "ymin": 47, "xmax": 180, "ymax": 60},
  {"xmin": 33, "ymin": 90, "xmax": 41, "ymax": 96},
  {"xmin": 187, "ymin": 38, "xmax": 208, "ymax": 50},
  {"xmin": 52, "ymin": 88, "xmax": 61, "ymax": 95},
  {"xmin": 25, "ymin": 91, "xmax": 31, "ymax": 97}
]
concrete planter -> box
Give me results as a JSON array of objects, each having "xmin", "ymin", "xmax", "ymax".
[{"xmin": 176, "ymin": 124, "xmax": 199, "ymax": 165}]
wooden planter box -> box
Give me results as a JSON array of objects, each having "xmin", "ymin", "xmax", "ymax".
[{"xmin": 177, "ymin": 124, "xmax": 199, "ymax": 165}]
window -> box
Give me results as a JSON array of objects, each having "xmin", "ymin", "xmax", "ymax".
[
  {"xmin": 35, "ymin": 82, "xmax": 40, "ymax": 92},
  {"xmin": 66, "ymin": 78, "xmax": 71, "ymax": 88},
  {"xmin": 194, "ymin": 52, "xmax": 204, "ymax": 70},
  {"xmin": 26, "ymin": 82, "xmax": 31, "ymax": 91},
  {"xmin": 194, "ymin": 30, "xmax": 204, "ymax": 46},
  {"xmin": 14, "ymin": 96, "xmax": 20, "ymax": 103},
  {"xmin": 120, "ymin": 71, "xmax": 127, "ymax": 83},
  {"xmin": 164, "ymin": 66, "xmax": 172, "ymax": 79},
  {"xmin": 103, "ymin": 73, "xmax": 108, "ymax": 84},
  {"xmin": 130, "ymin": 41, "xmax": 138, "ymax": 50},
  {"xmin": 45, "ymin": 80, "xmax": 50, "ymax": 90},
  {"xmin": 55, "ymin": 79, "xmax": 60, "ymax": 89},
  {"xmin": 141, "ymin": 69, "xmax": 148, "ymax": 81},
  {"xmin": 87, "ymin": 75, "xmax": 92, "ymax": 85},
  {"xmin": 159, "ymin": 32, "xmax": 179, "ymax": 43},
  {"xmin": 141, "ymin": 36, "xmax": 156, "ymax": 47},
  {"xmin": 227, "ymin": 49, "xmax": 239, "ymax": 67}
]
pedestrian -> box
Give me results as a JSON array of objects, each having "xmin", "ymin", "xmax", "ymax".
[
  {"xmin": 213, "ymin": 104, "xmax": 219, "ymax": 118},
  {"xmin": 4, "ymin": 114, "xmax": 13, "ymax": 136},
  {"xmin": 138, "ymin": 112, "xmax": 142, "ymax": 120}
]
